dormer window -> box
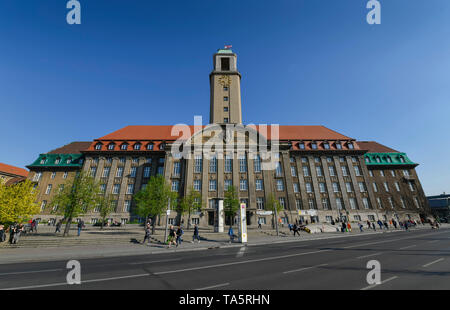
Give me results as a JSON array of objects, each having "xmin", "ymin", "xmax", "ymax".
[
  {"xmin": 335, "ymin": 142, "xmax": 342, "ymax": 150},
  {"xmin": 120, "ymin": 143, "xmax": 128, "ymax": 150},
  {"xmin": 399, "ymin": 156, "xmax": 406, "ymax": 163},
  {"xmin": 386, "ymin": 156, "xmax": 393, "ymax": 163},
  {"xmin": 95, "ymin": 143, "xmax": 102, "ymax": 150},
  {"xmin": 147, "ymin": 143, "xmax": 154, "ymax": 150},
  {"xmin": 323, "ymin": 142, "xmax": 330, "ymax": 150},
  {"xmin": 108, "ymin": 143, "xmax": 115, "ymax": 150},
  {"xmin": 299, "ymin": 142, "xmax": 305, "ymax": 150},
  {"xmin": 376, "ymin": 156, "xmax": 381, "ymax": 163},
  {"xmin": 365, "ymin": 157, "xmax": 371, "ymax": 163},
  {"xmin": 55, "ymin": 157, "xmax": 61, "ymax": 165},
  {"xmin": 159, "ymin": 143, "xmax": 165, "ymax": 151},
  {"xmin": 66, "ymin": 158, "xmax": 72, "ymax": 164},
  {"xmin": 40, "ymin": 157, "xmax": 46, "ymax": 164},
  {"xmin": 134, "ymin": 143, "xmax": 141, "ymax": 150},
  {"xmin": 311, "ymin": 142, "xmax": 317, "ymax": 150},
  {"xmin": 348, "ymin": 142, "xmax": 354, "ymax": 150}
]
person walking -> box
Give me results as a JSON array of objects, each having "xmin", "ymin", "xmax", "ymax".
[
  {"xmin": 341, "ymin": 222, "xmax": 346, "ymax": 233},
  {"xmin": 192, "ymin": 224, "xmax": 200, "ymax": 243},
  {"xmin": 358, "ymin": 223, "xmax": 364, "ymax": 232},
  {"xmin": 30, "ymin": 219, "xmax": 37, "ymax": 233},
  {"xmin": 0, "ymin": 224, "xmax": 5, "ymax": 243},
  {"xmin": 77, "ymin": 220, "xmax": 84, "ymax": 237},
  {"xmin": 168, "ymin": 225, "xmax": 176, "ymax": 248},
  {"xmin": 228, "ymin": 226, "xmax": 234, "ymax": 243},
  {"xmin": 392, "ymin": 219, "xmax": 398, "ymax": 229},
  {"xmin": 383, "ymin": 221, "xmax": 389, "ymax": 230},
  {"xmin": 347, "ymin": 222, "xmax": 352, "ymax": 232},
  {"xmin": 377, "ymin": 220, "xmax": 383, "ymax": 230},
  {"xmin": 143, "ymin": 223, "xmax": 151, "ymax": 245},
  {"xmin": 293, "ymin": 224, "xmax": 300, "ymax": 236},
  {"xmin": 366, "ymin": 220, "xmax": 371, "ymax": 229},
  {"xmin": 372, "ymin": 222, "xmax": 376, "ymax": 231},
  {"xmin": 55, "ymin": 220, "xmax": 62, "ymax": 234},
  {"xmin": 176, "ymin": 226, "xmax": 184, "ymax": 247}
]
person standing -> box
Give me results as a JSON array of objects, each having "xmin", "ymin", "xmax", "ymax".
[
  {"xmin": 55, "ymin": 220, "xmax": 62, "ymax": 234},
  {"xmin": 168, "ymin": 225, "xmax": 176, "ymax": 248},
  {"xmin": 228, "ymin": 226, "xmax": 234, "ymax": 243},
  {"xmin": 366, "ymin": 220, "xmax": 371, "ymax": 229},
  {"xmin": 0, "ymin": 224, "xmax": 5, "ymax": 242},
  {"xmin": 372, "ymin": 222, "xmax": 376, "ymax": 231},
  {"xmin": 77, "ymin": 220, "xmax": 84, "ymax": 236},
  {"xmin": 176, "ymin": 226, "xmax": 183, "ymax": 247},
  {"xmin": 143, "ymin": 223, "xmax": 151, "ymax": 245},
  {"xmin": 293, "ymin": 224, "xmax": 300, "ymax": 236},
  {"xmin": 192, "ymin": 224, "xmax": 200, "ymax": 243}
]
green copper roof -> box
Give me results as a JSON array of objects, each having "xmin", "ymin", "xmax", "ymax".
[
  {"xmin": 28, "ymin": 154, "xmax": 84, "ymax": 168},
  {"xmin": 217, "ymin": 49, "xmax": 233, "ymax": 54},
  {"xmin": 364, "ymin": 152, "xmax": 417, "ymax": 166}
]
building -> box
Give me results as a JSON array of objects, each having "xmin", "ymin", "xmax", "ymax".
[
  {"xmin": 427, "ymin": 194, "xmax": 450, "ymax": 222},
  {"xmin": 27, "ymin": 48, "xmax": 432, "ymax": 227},
  {"xmin": 0, "ymin": 162, "xmax": 29, "ymax": 186}
]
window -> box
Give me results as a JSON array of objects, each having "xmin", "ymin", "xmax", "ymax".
[
  {"xmin": 319, "ymin": 182, "xmax": 326, "ymax": 193},
  {"xmin": 326, "ymin": 216, "xmax": 333, "ymax": 223},
  {"xmin": 306, "ymin": 183, "xmax": 313, "ymax": 193},
  {"xmin": 369, "ymin": 170, "xmax": 374, "ymax": 177},
  {"xmin": 351, "ymin": 156, "xmax": 357, "ymax": 163},
  {"xmin": 332, "ymin": 182, "xmax": 340, "ymax": 193},
  {"xmin": 315, "ymin": 166, "xmax": 323, "ymax": 177},
  {"xmin": 224, "ymin": 118, "xmax": 229, "ymax": 123},
  {"xmin": 345, "ymin": 182, "xmax": 353, "ymax": 193},
  {"xmin": 116, "ymin": 167, "xmax": 123, "ymax": 178},
  {"xmin": 209, "ymin": 156, "xmax": 217, "ymax": 173},
  {"xmin": 293, "ymin": 183, "xmax": 300, "ymax": 193},
  {"xmin": 328, "ymin": 165, "xmax": 336, "ymax": 176},
  {"xmin": 143, "ymin": 167, "xmax": 151, "ymax": 178},
  {"xmin": 276, "ymin": 179, "xmax": 284, "ymax": 191},
  {"xmin": 358, "ymin": 182, "xmax": 366, "ymax": 192},
  {"xmin": 225, "ymin": 155, "xmax": 232, "ymax": 173},
  {"xmin": 383, "ymin": 182, "xmax": 389, "ymax": 192},
  {"xmin": 173, "ymin": 162, "xmax": 181, "ymax": 176},
  {"xmin": 120, "ymin": 143, "xmax": 128, "ymax": 150},
  {"xmin": 341, "ymin": 166, "xmax": 349, "ymax": 176},
  {"xmin": 119, "ymin": 157, "xmax": 126, "ymax": 164},
  {"xmin": 314, "ymin": 157, "xmax": 320, "ymax": 163},
  {"xmin": 147, "ymin": 143, "xmax": 154, "ymax": 150},
  {"xmin": 258, "ymin": 217, "xmax": 266, "ymax": 225},
  {"xmin": 354, "ymin": 215, "xmax": 361, "ymax": 221},
  {"xmin": 108, "ymin": 143, "xmax": 115, "ymax": 150},
  {"xmin": 40, "ymin": 200, "xmax": 47, "ymax": 211},
  {"xmin": 254, "ymin": 155, "xmax": 261, "ymax": 173},
  {"xmin": 194, "ymin": 155, "xmax": 202, "ymax": 173},
  {"xmin": 124, "ymin": 200, "xmax": 131, "ymax": 212},
  {"xmin": 376, "ymin": 157, "xmax": 382, "ymax": 163},
  {"xmin": 58, "ymin": 184, "xmax": 64, "ymax": 193},
  {"xmin": 290, "ymin": 157, "xmax": 295, "ymax": 163},
  {"xmin": 275, "ymin": 161, "xmax": 282, "ymax": 176},
  {"xmin": 380, "ymin": 170, "xmax": 385, "ymax": 177},
  {"xmin": 301, "ymin": 157, "xmax": 308, "ymax": 163},
  {"xmin": 349, "ymin": 198, "xmax": 357, "ymax": 210},
  {"xmin": 323, "ymin": 142, "xmax": 330, "ymax": 149},
  {"xmin": 240, "ymin": 179, "xmax": 248, "ymax": 191},
  {"xmin": 339, "ymin": 156, "xmax": 345, "ymax": 162},
  {"xmin": 113, "ymin": 184, "xmax": 120, "ymax": 194},
  {"xmin": 55, "ymin": 158, "xmax": 61, "ymax": 165},
  {"xmin": 255, "ymin": 179, "xmax": 263, "ymax": 191},
  {"xmin": 368, "ymin": 215, "xmax": 375, "ymax": 221},
  {"xmin": 308, "ymin": 198, "xmax": 316, "ymax": 209},
  {"xmin": 100, "ymin": 184, "xmax": 106, "ymax": 193},
  {"xmin": 63, "ymin": 171, "xmax": 68, "ymax": 179},
  {"xmin": 90, "ymin": 167, "xmax": 97, "ymax": 177},
  {"xmin": 279, "ymin": 198, "xmax": 286, "ymax": 209},
  {"xmin": 390, "ymin": 170, "xmax": 395, "ymax": 177},
  {"xmin": 299, "ymin": 142, "xmax": 305, "ymax": 150},
  {"xmin": 102, "ymin": 167, "xmax": 110, "ymax": 178},
  {"xmin": 373, "ymin": 183, "xmax": 378, "ymax": 192},
  {"xmin": 376, "ymin": 197, "xmax": 382, "ymax": 209},
  {"xmin": 295, "ymin": 199, "xmax": 302, "ymax": 210},
  {"xmin": 45, "ymin": 184, "xmax": 52, "ymax": 195},
  {"xmin": 239, "ymin": 154, "xmax": 247, "ymax": 173},
  {"xmin": 51, "ymin": 172, "xmax": 56, "ymax": 179},
  {"xmin": 400, "ymin": 197, "xmax": 406, "ymax": 209},
  {"xmin": 347, "ymin": 143, "xmax": 354, "ymax": 150},
  {"xmin": 322, "ymin": 198, "xmax": 330, "ymax": 210},
  {"xmin": 221, "ymin": 57, "xmax": 230, "ymax": 70},
  {"xmin": 157, "ymin": 166, "xmax": 164, "ymax": 175},
  {"xmin": 302, "ymin": 166, "xmax": 310, "ymax": 177},
  {"xmin": 256, "ymin": 197, "xmax": 264, "ymax": 210},
  {"xmin": 403, "ymin": 170, "xmax": 410, "ymax": 177},
  {"xmin": 388, "ymin": 197, "xmax": 394, "ymax": 209},
  {"xmin": 223, "ymin": 86, "xmax": 229, "ymax": 91},
  {"xmin": 170, "ymin": 181, "xmax": 179, "ymax": 192},
  {"xmin": 414, "ymin": 197, "xmax": 420, "ymax": 208},
  {"xmin": 194, "ymin": 180, "xmax": 201, "ymax": 191},
  {"xmin": 291, "ymin": 166, "xmax": 297, "ymax": 177},
  {"xmin": 408, "ymin": 181, "xmax": 415, "ymax": 192},
  {"xmin": 134, "ymin": 143, "xmax": 141, "ymax": 150},
  {"xmin": 40, "ymin": 157, "xmax": 46, "ymax": 164},
  {"xmin": 224, "ymin": 179, "xmax": 232, "ymax": 191},
  {"xmin": 223, "ymin": 96, "xmax": 229, "ymax": 101},
  {"xmin": 395, "ymin": 182, "xmax": 400, "ymax": 192},
  {"xmin": 362, "ymin": 198, "xmax": 370, "ymax": 209},
  {"xmin": 95, "ymin": 143, "xmax": 102, "ymax": 150},
  {"xmin": 127, "ymin": 184, "xmax": 135, "ymax": 194},
  {"xmin": 209, "ymin": 180, "xmax": 217, "ymax": 191},
  {"xmin": 336, "ymin": 198, "xmax": 343, "ymax": 210},
  {"xmin": 311, "ymin": 142, "xmax": 317, "ymax": 150},
  {"xmin": 399, "ymin": 156, "xmax": 406, "ymax": 163},
  {"xmin": 354, "ymin": 166, "xmax": 362, "ymax": 176},
  {"xmin": 130, "ymin": 167, "xmax": 137, "ymax": 178},
  {"xmin": 336, "ymin": 142, "xmax": 342, "ymax": 150}
]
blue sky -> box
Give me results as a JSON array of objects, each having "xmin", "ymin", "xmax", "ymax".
[{"xmin": 0, "ymin": 0, "xmax": 449, "ymax": 195}]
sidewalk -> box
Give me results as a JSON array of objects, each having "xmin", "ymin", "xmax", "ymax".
[{"xmin": 0, "ymin": 223, "xmax": 445, "ymax": 265}]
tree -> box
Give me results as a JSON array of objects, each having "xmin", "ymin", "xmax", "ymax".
[
  {"xmin": 0, "ymin": 179, "xmax": 39, "ymax": 226},
  {"xmin": 96, "ymin": 193, "xmax": 115, "ymax": 229},
  {"xmin": 224, "ymin": 186, "xmax": 240, "ymax": 229},
  {"xmin": 266, "ymin": 193, "xmax": 283, "ymax": 229},
  {"xmin": 179, "ymin": 187, "xmax": 202, "ymax": 229},
  {"xmin": 50, "ymin": 171, "xmax": 101, "ymax": 236},
  {"xmin": 134, "ymin": 175, "xmax": 178, "ymax": 234}
]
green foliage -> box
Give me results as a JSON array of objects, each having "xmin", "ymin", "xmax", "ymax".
[
  {"xmin": 134, "ymin": 175, "xmax": 178, "ymax": 219},
  {"xmin": 265, "ymin": 193, "xmax": 283, "ymax": 213},
  {"xmin": 179, "ymin": 187, "xmax": 203, "ymax": 229},
  {"xmin": 224, "ymin": 185, "xmax": 240, "ymax": 218},
  {"xmin": 96, "ymin": 193, "xmax": 115, "ymax": 229},
  {"xmin": 0, "ymin": 179, "xmax": 39, "ymax": 225}
]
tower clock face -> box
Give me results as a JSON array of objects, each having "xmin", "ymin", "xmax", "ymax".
[{"xmin": 218, "ymin": 75, "xmax": 231, "ymax": 87}]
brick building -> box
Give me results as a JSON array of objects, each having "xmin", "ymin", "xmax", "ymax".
[{"xmin": 27, "ymin": 48, "xmax": 432, "ymax": 227}]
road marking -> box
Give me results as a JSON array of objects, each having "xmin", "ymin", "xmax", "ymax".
[
  {"xmin": 361, "ymin": 276, "xmax": 398, "ymax": 290},
  {"xmin": 153, "ymin": 249, "xmax": 332, "ymax": 275},
  {"xmin": 128, "ymin": 258, "xmax": 181, "ymax": 265},
  {"xmin": 427, "ymin": 240, "xmax": 439, "ymax": 243},
  {"xmin": 356, "ymin": 252, "xmax": 383, "ymax": 259},
  {"xmin": 399, "ymin": 245, "xmax": 416, "ymax": 250},
  {"xmin": 0, "ymin": 268, "xmax": 63, "ymax": 276},
  {"xmin": 236, "ymin": 246, "xmax": 246, "ymax": 258},
  {"xmin": 195, "ymin": 282, "xmax": 229, "ymax": 290},
  {"xmin": 422, "ymin": 258, "xmax": 444, "ymax": 268},
  {"xmin": 283, "ymin": 263, "xmax": 328, "ymax": 274}
]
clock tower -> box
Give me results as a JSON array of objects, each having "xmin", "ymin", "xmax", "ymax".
[{"xmin": 209, "ymin": 48, "xmax": 243, "ymax": 124}]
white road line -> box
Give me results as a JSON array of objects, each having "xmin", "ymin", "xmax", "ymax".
[
  {"xmin": 427, "ymin": 240, "xmax": 439, "ymax": 243},
  {"xmin": 361, "ymin": 276, "xmax": 398, "ymax": 290},
  {"xmin": 154, "ymin": 249, "xmax": 332, "ymax": 275},
  {"xmin": 283, "ymin": 263, "xmax": 328, "ymax": 274},
  {"xmin": 129, "ymin": 258, "xmax": 181, "ymax": 265},
  {"xmin": 356, "ymin": 252, "xmax": 383, "ymax": 259},
  {"xmin": 399, "ymin": 245, "xmax": 416, "ymax": 250},
  {"xmin": 0, "ymin": 268, "xmax": 63, "ymax": 276},
  {"xmin": 195, "ymin": 282, "xmax": 229, "ymax": 290},
  {"xmin": 422, "ymin": 258, "xmax": 444, "ymax": 268},
  {"xmin": 236, "ymin": 246, "xmax": 246, "ymax": 258}
]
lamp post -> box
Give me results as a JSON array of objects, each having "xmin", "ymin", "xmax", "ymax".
[
  {"xmin": 272, "ymin": 170, "xmax": 279, "ymax": 237},
  {"xmin": 163, "ymin": 198, "xmax": 171, "ymax": 244}
]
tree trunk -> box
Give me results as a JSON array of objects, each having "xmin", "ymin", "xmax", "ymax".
[
  {"xmin": 187, "ymin": 209, "xmax": 191, "ymax": 230},
  {"xmin": 63, "ymin": 217, "xmax": 72, "ymax": 237}
]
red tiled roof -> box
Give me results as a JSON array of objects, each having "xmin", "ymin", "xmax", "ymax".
[
  {"xmin": 48, "ymin": 142, "xmax": 92, "ymax": 154},
  {"xmin": 0, "ymin": 163, "xmax": 29, "ymax": 178},
  {"xmin": 357, "ymin": 141, "xmax": 399, "ymax": 153}
]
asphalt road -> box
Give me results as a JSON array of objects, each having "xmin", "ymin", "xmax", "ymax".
[{"xmin": 0, "ymin": 227, "xmax": 449, "ymax": 290}]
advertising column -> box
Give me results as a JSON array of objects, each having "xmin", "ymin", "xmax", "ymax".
[{"xmin": 238, "ymin": 203, "xmax": 247, "ymax": 243}]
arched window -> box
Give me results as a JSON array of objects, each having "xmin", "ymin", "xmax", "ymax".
[
  {"xmin": 95, "ymin": 143, "xmax": 102, "ymax": 150},
  {"xmin": 120, "ymin": 143, "xmax": 128, "ymax": 150},
  {"xmin": 147, "ymin": 143, "xmax": 154, "ymax": 150},
  {"xmin": 159, "ymin": 143, "xmax": 166, "ymax": 150},
  {"xmin": 134, "ymin": 143, "xmax": 141, "ymax": 150},
  {"xmin": 108, "ymin": 143, "xmax": 115, "ymax": 150}
]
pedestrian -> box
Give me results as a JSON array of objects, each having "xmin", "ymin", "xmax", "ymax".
[
  {"xmin": 143, "ymin": 223, "xmax": 151, "ymax": 245},
  {"xmin": 13, "ymin": 224, "xmax": 23, "ymax": 244},
  {"xmin": 168, "ymin": 225, "xmax": 176, "ymax": 248},
  {"xmin": 228, "ymin": 226, "xmax": 234, "ymax": 243},
  {"xmin": 55, "ymin": 220, "xmax": 62, "ymax": 233},
  {"xmin": 258, "ymin": 221, "xmax": 262, "ymax": 229},
  {"xmin": 383, "ymin": 221, "xmax": 389, "ymax": 230},
  {"xmin": 293, "ymin": 224, "xmax": 300, "ymax": 236},
  {"xmin": 0, "ymin": 224, "xmax": 5, "ymax": 242},
  {"xmin": 176, "ymin": 226, "xmax": 184, "ymax": 247},
  {"xmin": 341, "ymin": 222, "xmax": 346, "ymax": 233},
  {"xmin": 377, "ymin": 220, "xmax": 383, "ymax": 230},
  {"xmin": 347, "ymin": 222, "xmax": 352, "ymax": 232},
  {"xmin": 77, "ymin": 220, "xmax": 84, "ymax": 236},
  {"xmin": 358, "ymin": 223, "xmax": 363, "ymax": 232},
  {"xmin": 367, "ymin": 220, "xmax": 371, "ymax": 229},
  {"xmin": 31, "ymin": 219, "xmax": 36, "ymax": 233},
  {"xmin": 404, "ymin": 221, "xmax": 409, "ymax": 231},
  {"xmin": 372, "ymin": 222, "xmax": 376, "ymax": 230},
  {"xmin": 8, "ymin": 224, "xmax": 15, "ymax": 244},
  {"xmin": 192, "ymin": 224, "xmax": 200, "ymax": 243},
  {"xmin": 392, "ymin": 219, "xmax": 397, "ymax": 229}
]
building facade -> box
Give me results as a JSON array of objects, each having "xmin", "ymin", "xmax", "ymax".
[
  {"xmin": 0, "ymin": 162, "xmax": 29, "ymax": 186},
  {"xmin": 27, "ymin": 48, "xmax": 432, "ymax": 227}
]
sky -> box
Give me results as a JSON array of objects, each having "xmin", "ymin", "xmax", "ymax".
[{"xmin": 0, "ymin": 0, "xmax": 449, "ymax": 196}]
